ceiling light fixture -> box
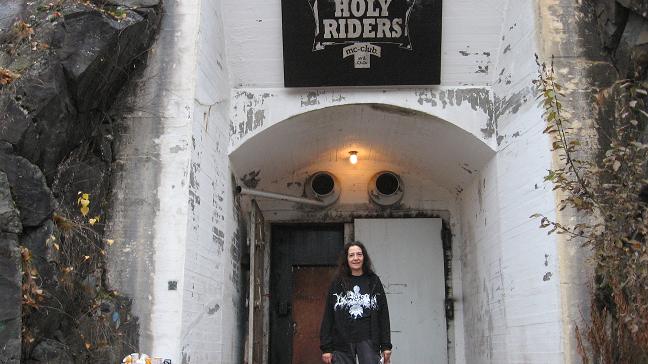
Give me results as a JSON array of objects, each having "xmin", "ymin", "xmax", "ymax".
[{"xmin": 349, "ymin": 151, "xmax": 358, "ymax": 165}]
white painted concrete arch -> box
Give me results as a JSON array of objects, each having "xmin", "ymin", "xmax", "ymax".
[
  {"xmin": 229, "ymin": 103, "xmax": 495, "ymax": 194},
  {"xmin": 228, "ymin": 87, "xmax": 502, "ymax": 154}
]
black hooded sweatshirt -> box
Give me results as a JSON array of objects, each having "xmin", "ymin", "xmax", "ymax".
[{"xmin": 320, "ymin": 272, "xmax": 392, "ymax": 353}]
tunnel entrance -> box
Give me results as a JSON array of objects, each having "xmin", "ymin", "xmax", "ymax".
[{"xmin": 231, "ymin": 103, "xmax": 497, "ymax": 363}]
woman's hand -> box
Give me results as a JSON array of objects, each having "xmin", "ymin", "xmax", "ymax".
[
  {"xmin": 322, "ymin": 352, "xmax": 333, "ymax": 364},
  {"xmin": 382, "ymin": 350, "xmax": 392, "ymax": 364}
]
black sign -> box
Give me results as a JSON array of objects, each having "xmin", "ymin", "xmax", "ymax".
[{"xmin": 281, "ymin": 0, "xmax": 442, "ymax": 87}]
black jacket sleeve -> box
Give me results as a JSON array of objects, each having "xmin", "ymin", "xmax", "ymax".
[
  {"xmin": 319, "ymin": 281, "xmax": 336, "ymax": 353},
  {"xmin": 376, "ymin": 277, "xmax": 392, "ymax": 351}
]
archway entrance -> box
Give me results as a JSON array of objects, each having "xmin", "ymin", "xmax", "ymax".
[{"xmin": 230, "ymin": 104, "xmax": 495, "ymax": 364}]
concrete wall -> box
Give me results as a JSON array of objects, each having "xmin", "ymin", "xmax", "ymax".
[
  {"xmin": 459, "ymin": 0, "xmax": 563, "ymax": 362},
  {"xmin": 459, "ymin": 91, "xmax": 563, "ymax": 362},
  {"xmin": 106, "ymin": 0, "xmax": 245, "ymax": 363},
  {"xmin": 106, "ymin": 0, "xmax": 199, "ymax": 360},
  {"xmin": 180, "ymin": 0, "xmax": 245, "ymax": 362}
]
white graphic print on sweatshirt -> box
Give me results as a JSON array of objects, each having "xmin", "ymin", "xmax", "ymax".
[{"xmin": 333, "ymin": 285, "xmax": 378, "ymax": 319}]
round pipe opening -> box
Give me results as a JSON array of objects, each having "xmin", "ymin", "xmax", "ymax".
[
  {"xmin": 368, "ymin": 171, "xmax": 403, "ymax": 207},
  {"xmin": 375, "ymin": 172, "xmax": 400, "ymax": 196},
  {"xmin": 311, "ymin": 173, "xmax": 335, "ymax": 196}
]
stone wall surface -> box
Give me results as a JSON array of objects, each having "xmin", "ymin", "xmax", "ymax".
[
  {"xmin": 0, "ymin": 0, "xmax": 161, "ymax": 362},
  {"xmin": 593, "ymin": 0, "xmax": 648, "ymax": 80},
  {"xmin": 0, "ymin": 172, "xmax": 21, "ymax": 364}
]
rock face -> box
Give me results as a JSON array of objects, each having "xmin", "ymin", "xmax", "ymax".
[
  {"xmin": 592, "ymin": 0, "xmax": 648, "ymax": 152},
  {"xmin": 0, "ymin": 172, "xmax": 21, "ymax": 364},
  {"xmin": 0, "ymin": 143, "xmax": 55, "ymax": 227},
  {"xmin": 594, "ymin": 0, "xmax": 648, "ymax": 79},
  {"xmin": 29, "ymin": 340, "xmax": 73, "ymax": 364},
  {"xmin": 0, "ymin": 235, "xmax": 21, "ymax": 364},
  {"xmin": 0, "ymin": 172, "xmax": 21, "ymax": 234},
  {"xmin": 0, "ymin": 0, "xmax": 161, "ymax": 362},
  {"xmin": 617, "ymin": 0, "xmax": 648, "ymax": 19}
]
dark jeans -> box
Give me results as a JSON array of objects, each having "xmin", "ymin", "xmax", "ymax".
[{"xmin": 333, "ymin": 340, "xmax": 381, "ymax": 364}]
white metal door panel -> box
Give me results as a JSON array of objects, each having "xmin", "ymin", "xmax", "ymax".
[{"xmin": 355, "ymin": 218, "xmax": 447, "ymax": 364}]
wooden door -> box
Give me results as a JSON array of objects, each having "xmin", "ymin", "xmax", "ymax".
[
  {"xmin": 269, "ymin": 225, "xmax": 344, "ymax": 364},
  {"xmin": 291, "ymin": 266, "xmax": 337, "ymax": 364}
]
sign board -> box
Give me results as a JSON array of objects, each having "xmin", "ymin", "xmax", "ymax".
[{"xmin": 281, "ymin": 0, "xmax": 442, "ymax": 87}]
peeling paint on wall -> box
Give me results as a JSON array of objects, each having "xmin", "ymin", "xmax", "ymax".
[
  {"xmin": 190, "ymin": 162, "xmax": 201, "ymax": 189},
  {"xmin": 496, "ymin": 68, "xmax": 512, "ymax": 85},
  {"xmin": 246, "ymin": 108, "xmax": 266, "ymax": 134},
  {"xmin": 207, "ymin": 304, "xmax": 220, "ymax": 315},
  {"xmin": 479, "ymin": 86, "xmax": 535, "ymax": 141},
  {"xmin": 332, "ymin": 94, "xmax": 346, "ymax": 103},
  {"xmin": 234, "ymin": 91, "xmax": 274, "ymax": 140},
  {"xmin": 543, "ymin": 272, "xmax": 553, "ymax": 281},
  {"xmin": 415, "ymin": 90, "xmax": 439, "ymax": 107},
  {"xmin": 301, "ymin": 91, "xmax": 322, "ymax": 107},
  {"xmin": 415, "ymin": 88, "xmax": 492, "ymax": 117},
  {"xmin": 213, "ymin": 226, "xmax": 225, "ymax": 252},
  {"xmin": 241, "ymin": 170, "xmax": 260, "ymax": 188}
]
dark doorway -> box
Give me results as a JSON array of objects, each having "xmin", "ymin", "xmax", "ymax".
[{"xmin": 269, "ymin": 224, "xmax": 344, "ymax": 364}]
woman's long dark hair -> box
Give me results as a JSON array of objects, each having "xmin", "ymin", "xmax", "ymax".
[{"xmin": 335, "ymin": 241, "xmax": 375, "ymax": 290}]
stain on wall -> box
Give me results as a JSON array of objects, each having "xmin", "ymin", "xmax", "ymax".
[{"xmin": 233, "ymin": 91, "xmax": 273, "ymax": 139}]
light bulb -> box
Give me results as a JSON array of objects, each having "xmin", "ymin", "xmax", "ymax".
[{"xmin": 349, "ymin": 151, "xmax": 358, "ymax": 165}]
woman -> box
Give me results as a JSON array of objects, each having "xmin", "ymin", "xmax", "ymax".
[{"xmin": 320, "ymin": 242, "xmax": 392, "ymax": 364}]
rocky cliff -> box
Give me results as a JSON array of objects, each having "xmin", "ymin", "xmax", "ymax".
[
  {"xmin": 594, "ymin": 0, "xmax": 648, "ymax": 80},
  {"xmin": 0, "ymin": 1, "xmax": 161, "ymax": 362}
]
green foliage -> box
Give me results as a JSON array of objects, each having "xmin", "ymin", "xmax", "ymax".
[
  {"xmin": 103, "ymin": 6, "xmax": 128, "ymax": 21},
  {"xmin": 533, "ymin": 56, "xmax": 648, "ymax": 363}
]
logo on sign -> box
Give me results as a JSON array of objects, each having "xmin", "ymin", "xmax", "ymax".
[{"xmin": 308, "ymin": 0, "xmax": 415, "ymax": 69}]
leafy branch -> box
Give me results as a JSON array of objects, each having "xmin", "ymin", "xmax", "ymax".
[{"xmin": 532, "ymin": 55, "xmax": 648, "ymax": 363}]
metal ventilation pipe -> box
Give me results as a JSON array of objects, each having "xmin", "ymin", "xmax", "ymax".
[{"xmin": 236, "ymin": 186, "xmax": 326, "ymax": 207}]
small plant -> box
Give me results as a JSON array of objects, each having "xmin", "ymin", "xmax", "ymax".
[
  {"xmin": 533, "ymin": 56, "xmax": 648, "ymax": 363},
  {"xmin": 20, "ymin": 246, "xmax": 44, "ymax": 348},
  {"xmin": 20, "ymin": 247, "xmax": 44, "ymax": 309},
  {"xmin": 12, "ymin": 21, "xmax": 34, "ymax": 43},
  {"xmin": 22, "ymin": 191, "xmax": 133, "ymax": 360},
  {"xmin": 0, "ymin": 68, "xmax": 20, "ymax": 85},
  {"xmin": 105, "ymin": 6, "xmax": 128, "ymax": 21}
]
